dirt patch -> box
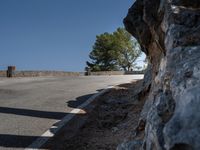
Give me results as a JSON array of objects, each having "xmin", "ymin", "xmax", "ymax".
[{"xmin": 46, "ymin": 80, "xmax": 146, "ymax": 150}]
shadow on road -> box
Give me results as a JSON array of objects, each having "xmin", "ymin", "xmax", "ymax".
[
  {"xmin": 67, "ymin": 88, "xmax": 108, "ymax": 109},
  {"xmin": 0, "ymin": 107, "xmax": 67, "ymax": 119},
  {"xmin": 67, "ymin": 93, "xmax": 94, "ymax": 108},
  {"xmin": 0, "ymin": 134, "xmax": 45, "ymax": 148},
  {"xmin": 0, "ymin": 90, "xmax": 101, "ymax": 149},
  {"xmin": 0, "ymin": 110, "xmax": 86, "ymax": 149}
]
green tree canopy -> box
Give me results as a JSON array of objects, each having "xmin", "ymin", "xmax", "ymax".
[{"xmin": 86, "ymin": 28, "xmax": 141, "ymax": 71}]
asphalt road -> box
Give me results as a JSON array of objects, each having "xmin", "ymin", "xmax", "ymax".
[{"xmin": 0, "ymin": 75, "xmax": 143, "ymax": 150}]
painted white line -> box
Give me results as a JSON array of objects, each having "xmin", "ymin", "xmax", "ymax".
[{"xmin": 25, "ymin": 86, "xmax": 114, "ymax": 150}]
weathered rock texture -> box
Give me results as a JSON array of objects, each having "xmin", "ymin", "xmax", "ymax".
[{"xmin": 123, "ymin": 0, "xmax": 200, "ymax": 150}]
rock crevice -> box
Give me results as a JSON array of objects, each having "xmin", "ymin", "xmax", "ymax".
[{"xmin": 123, "ymin": 0, "xmax": 200, "ymax": 149}]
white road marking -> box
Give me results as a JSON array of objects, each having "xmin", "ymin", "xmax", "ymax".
[{"xmin": 25, "ymin": 86, "xmax": 113, "ymax": 150}]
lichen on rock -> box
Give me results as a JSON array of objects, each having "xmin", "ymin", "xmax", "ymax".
[{"xmin": 122, "ymin": 0, "xmax": 200, "ymax": 149}]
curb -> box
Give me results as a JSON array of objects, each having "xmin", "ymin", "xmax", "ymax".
[{"xmin": 25, "ymin": 86, "xmax": 114, "ymax": 150}]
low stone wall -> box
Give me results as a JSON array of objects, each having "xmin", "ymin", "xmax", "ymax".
[
  {"xmin": 89, "ymin": 71, "xmax": 124, "ymax": 76},
  {"xmin": 0, "ymin": 71, "xmax": 81, "ymax": 77},
  {"xmin": 14, "ymin": 71, "xmax": 81, "ymax": 77},
  {"xmin": 0, "ymin": 71, "xmax": 6, "ymax": 77},
  {"xmin": 125, "ymin": 71, "xmax": 145, "ymax": 74},
  {"xmin": 0, "ymin": 70, "xmax": 144, "ymax": 77},
  {"xmin": 88, "ymin": 71, "xmax": 144, "ymax": 76}
]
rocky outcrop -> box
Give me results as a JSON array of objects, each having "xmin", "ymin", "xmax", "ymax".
[{"xmin": 122, "ymin": 0, "xmax": 200, "ymax": 149}]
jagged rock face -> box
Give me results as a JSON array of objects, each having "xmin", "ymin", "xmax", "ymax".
[{"xmin": 124, "ymin": 0, "xmax": 200, "ymax": 150}]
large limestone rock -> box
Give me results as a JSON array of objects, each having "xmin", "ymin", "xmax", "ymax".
[{"xmin": 123, "ymin": 0, "xmax": 200, "ymax": 149}]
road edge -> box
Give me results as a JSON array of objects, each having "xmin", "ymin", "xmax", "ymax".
[{"xmin": 25, "ymin": 86, "xmax": 114, "ymax": 150}]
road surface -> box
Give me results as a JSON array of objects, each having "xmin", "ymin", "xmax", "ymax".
[{"xmin": 0, "ymin": 75, "xmax": 143, "ymax": 150}]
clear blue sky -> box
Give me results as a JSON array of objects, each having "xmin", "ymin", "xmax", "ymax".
[{"xmin": 0, "ymin": 0, "xmax": 141, "ymax": 71}]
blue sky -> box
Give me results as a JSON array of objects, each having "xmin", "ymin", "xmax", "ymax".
[{"xmin": 0, "ymin": 0, "xmax": 144, "ymax": 71}]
